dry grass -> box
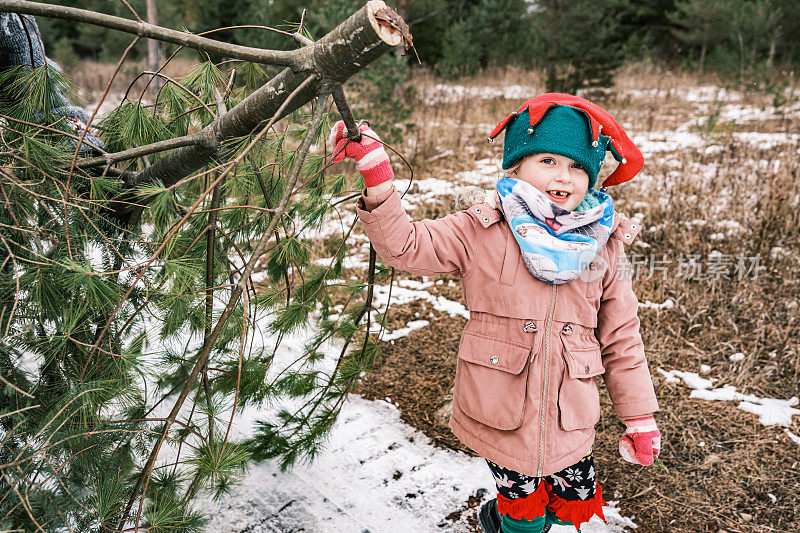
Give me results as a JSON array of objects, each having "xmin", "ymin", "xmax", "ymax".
[{"xmin": 69, "ymin": 58, "xmax": 205, "ymax": 108}]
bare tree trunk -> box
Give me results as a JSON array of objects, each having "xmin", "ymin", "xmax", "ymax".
[
  {"xmin": 767, "ymin": 39, "xmax": 776, "ymax": 68},
  {"xmin": 546, "ymin": 18, "xmax": 560, "ymax": 92},
  {"xmin": 146, "ymin": 0, "xmax": 162, "ymax": 99},
  {"xmin": 699, "ymin": 32, "xmax": 707, "ymax": 75}
]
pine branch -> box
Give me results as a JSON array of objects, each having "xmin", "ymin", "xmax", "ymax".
[
  {"xmin": 74, "ymin": 132, "xmax": 210, "ymax": 169},
  {"xmin": 0, "ymin": 0, "xmax": 308, "ymax": 69},
  {"xmin": 106, "ymin": 0, "xmax": 404, "ymax": 225},
  {"xmin": 122, "ymin": 83, "xmax": 330, "ymax": 532},
  {"xmin": 201, "ymin": 86, "xmax": 230, "ymax": 443},
  {"xmin": 0, "ymin": 3, "xmax": 407, "ymax": 527}
]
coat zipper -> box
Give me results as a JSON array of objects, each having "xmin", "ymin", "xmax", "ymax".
[{"xmin": 537, "ymin": 283, "xmax": 557, "ymax": 477}]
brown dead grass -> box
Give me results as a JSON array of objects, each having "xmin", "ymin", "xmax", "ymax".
[{"xmin": 70, "ymin": 58, "xmax": 203, "ymax": 105}]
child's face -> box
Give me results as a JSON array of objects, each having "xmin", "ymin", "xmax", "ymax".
[{"xmin": 510, "ymin": 153, "xmax": 590, "ymax": 211}]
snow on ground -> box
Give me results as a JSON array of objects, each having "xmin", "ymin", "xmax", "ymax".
[
  {"xmin": 638, "ymin": 299, "xmax": 674, "ymax": 310},
  {"xmin": 631, "ymin": 131, "xmax": 704, "ymax": 157},
  {"xmin": 731, "ymin": 131, "xmax": 800, "ymax": 149},
  {"xmin": 312, "ymin": 252, "xmax": 371, "ymax": 272},
  {"xmin": 196, "ymin": 393, "xmax": 636, "ymax": 533},
  {"xmin": 374, "ymin": 318, "xmax": 430, "ymax": 342},
  {"xmin": 371, "ymin": 282, "xmax": 470, "ymax": 320},
  {"xmin": 454, "ymin": 158, "xmax": 503, "ymax": 187},
  {"xmin": 419, "ymin": 84, "xmax": 538, "ymax": 105},
  {"xmin": 658, "ymin": 368, "xmax": 800, "ymax": 444}
]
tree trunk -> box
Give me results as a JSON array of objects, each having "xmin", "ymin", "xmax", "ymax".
[
  {"xmin": 546, "ymin": 31, "xmax": 560, "ymax": 92},
  {"xmin": 146, "ymin": 0, "xmax": 162, "ymax": 99},
  {"xmin": 699, "ymin": 33, "xmax": 707, "ymax": 75},
  {"xmin": 767, "ymin": 39, "xmax": 776, "ymax": 68},
  {"xmin": 109, "ymin": 0, "xmax": 404, "ymax": 225}
]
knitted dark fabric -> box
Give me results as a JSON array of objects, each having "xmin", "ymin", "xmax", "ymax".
[
  {"xmin": 0, "ymin": 12, "xmax": 105, "ymax": 154},
  {"xmin": 501, "ymin": 105, "xmax": 613, "ymax": 191}
]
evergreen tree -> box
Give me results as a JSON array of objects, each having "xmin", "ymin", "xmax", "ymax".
[
  {"xmin": 532, "ymin": 0, "xmax": 629, "ymax": 94},
  {"xmin": 773, "ymin": 0, "xmax": 800, "ymax": 63},
  {"xmin": 726, "ymin": 0, "xmax": 782, "ymax": 74},
  {"xmin": 438, "ymin": 0, "xmax": 540, "ymax": 78},
  {"xmin": 669, "ymin": 0, "xmax": 786, "ymax": 80},
  {"xmin": 0, "ymin": 3, "xmax": 401, "ymax": 530},
  {"xmin": 667, "ymin": 0, "xmax": 730, "ymax": 74},
  {"xmin": 402, "ymin": 0, "xmax": 466, "ymax": 67},
  {"xmin": 616, "ymin": 0, "xmax": 679, "ymax": 63}
]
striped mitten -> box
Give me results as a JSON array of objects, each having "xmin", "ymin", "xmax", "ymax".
[
  {"xmin": 329, "ymin": 120, "xmax": 393, "ymax": 187},
  {"xmin": 619, "ymin": 416, "xmax": 661, "ymax": 466}
]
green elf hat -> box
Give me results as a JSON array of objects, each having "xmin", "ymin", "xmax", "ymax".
[{"xmin": 487, "ymin": 93, "xmax": 644, "ymax": 190}]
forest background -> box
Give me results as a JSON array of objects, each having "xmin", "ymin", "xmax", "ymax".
[{"xmin": 40, "ymin": 0, "xmax": 800, "ymax": 92}]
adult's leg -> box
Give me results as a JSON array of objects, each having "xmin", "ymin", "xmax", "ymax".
[{"xmin": 543, "ymin": 450, "xmax": 607, "ymax": 531}]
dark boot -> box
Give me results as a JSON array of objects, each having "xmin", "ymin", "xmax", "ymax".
[
  {"xmin": 478, "ymin": 497, "xmax": 553, "ymax": 533},
  {"xmin": 477, "ymin": 498, "xmax": 502, "ymax": 533}
]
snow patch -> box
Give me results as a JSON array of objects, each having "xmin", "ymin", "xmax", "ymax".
[
  {"xmin": 639, "ymin": 299, "xmax": 674, "ymax": 310},
  {"xmin": 783, "ymin": 429, "xmax": 800, "ymax": 446},
  {"xmin": 372, "ymin": 284, "xmax": 470, "ymax": 320},
  {"xmin": 371, "ymin": 319, "xmax": 431, "ymax": 342},
  {"xmin": 659, "ymin": 368, "xmax": 800, "ymax": 429}
]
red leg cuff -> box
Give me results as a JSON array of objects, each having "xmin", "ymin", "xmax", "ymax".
[
  {"xmin": 546, "ymin": 482, "xmax": 608, "ymax": 530},
  {"xmin": 496, "ymin": 481, "xmax": 550, "ymax": 521}
]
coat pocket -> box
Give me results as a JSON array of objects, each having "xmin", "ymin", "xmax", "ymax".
[
  {"xmin": 455, "ymin": 332, "xmax": 532, "ymax": 430},
  {"xmin": 557, "ymin": 333, "xmax": 605, "ymax": 431}
]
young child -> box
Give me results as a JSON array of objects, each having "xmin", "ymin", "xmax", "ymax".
[{"xmin": 330, "ymin": 93, "xmax": 661, "ymax": 533}]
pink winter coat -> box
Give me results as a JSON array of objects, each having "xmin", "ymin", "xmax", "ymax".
[{"xmin": 355, "ymin": 183, "xmax": 659, "ymax": 477}]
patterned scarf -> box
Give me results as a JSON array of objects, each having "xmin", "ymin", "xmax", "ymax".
[{"xmin": 496, "ymin": 176, "xmax": 615, "ymax": 284}]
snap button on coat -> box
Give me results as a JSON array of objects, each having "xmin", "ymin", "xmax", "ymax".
[{"xmin": 490, "ymin": 355, "xmax": 499, "ymax": 364}]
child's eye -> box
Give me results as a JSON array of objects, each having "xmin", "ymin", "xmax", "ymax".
[
  {"xmin": 541, "ymin": 157, "xmax": 555, "ymax": 164},
  {"xmin": 572, "ymin": 163, "xmax": 584, "ymax": 169}
]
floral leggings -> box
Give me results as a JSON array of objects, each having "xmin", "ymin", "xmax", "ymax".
[{"xmin": 486, "ymin": 450, "xmax": 607, "ymax": 530}]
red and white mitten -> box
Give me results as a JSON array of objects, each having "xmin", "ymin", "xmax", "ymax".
[
  {"xmin": 329, "ymin": 120, "xmax": 394, "ymax": 187},
  {"xmin": 619, "ymin": 416, "xmax": 661, "ymax": 466}
]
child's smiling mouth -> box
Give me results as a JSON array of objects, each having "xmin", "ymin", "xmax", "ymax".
[{"xmin": 546, "ymin": 189, "xmax": 571, "ymax": 203}]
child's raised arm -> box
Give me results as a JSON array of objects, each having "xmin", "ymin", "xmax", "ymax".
[{"xmin": 330, "ymin": 121, "xmax": 481, "ymax": 277}]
